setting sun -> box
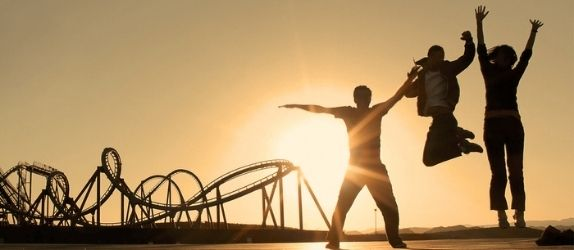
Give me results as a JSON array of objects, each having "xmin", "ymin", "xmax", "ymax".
[{"xmin": 274, "ymin": 117, "xmax": 349, "ymax": 194}]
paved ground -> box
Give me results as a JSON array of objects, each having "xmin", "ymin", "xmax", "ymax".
[{"xmin": 0, "ymin": 238, "xmax": 572, "ymax": 249}]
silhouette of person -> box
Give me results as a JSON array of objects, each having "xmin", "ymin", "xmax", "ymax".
[
  {"xmin": 475, "ymin": 5, "xmax": 543, "ymax": 228},
  {"xmin": 279, "ymin": 66, "xmax": 419, "ymax": 249},
  {"xmin": 405, "ymin": 31, "xmax": 483, "ymax": 167}
]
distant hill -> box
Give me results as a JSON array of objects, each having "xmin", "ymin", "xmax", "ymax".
[
  {"xmin": 405, "ymin": 227, "xmax": 432, "ymax": 234},
  {"xmin": 355, "ymin": 217, "xmax": 574, "ymax": 235},
  {"xmin": 515, "ymin": 218, "xmax": 574, "ymax": 228},
  {"xmin": 481, "ymin": 218, "xmax": 574, "ymax": 231},
  {"xmin": 425, "ymin": 225, "xmax": 481, "ymax": 234},
  {"xmin": 415, "ymin": 226, "xmax": 543, "ymax": 240},
  {"xmin": 346, "ymin": 226, "xmax": 544, "ymax": 242}
]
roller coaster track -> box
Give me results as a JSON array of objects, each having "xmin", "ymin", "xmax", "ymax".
[
  {"xmin": 0, "ymin": 148, "xmax": 330, "ymax": 230},
  {"xmin": 0, "ymin": 162, "xmax": 69, "ymax": 225}
]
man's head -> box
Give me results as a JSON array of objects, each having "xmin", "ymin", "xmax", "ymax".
[
  {"xmin": 488, "ymin": 45, "xmax": 517, "ymax": 68},
  {"xmin": 427, "ymin": 45, "xmax": 445, "ymax": 69},
  {"xmin": 353, "ymin": 85, "xmax": 371, "ymax": 108}
]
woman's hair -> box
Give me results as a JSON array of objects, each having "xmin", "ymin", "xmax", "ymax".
[{"xmin": 488, "ymin": 45, "xmax": 517, "ymax": 66}]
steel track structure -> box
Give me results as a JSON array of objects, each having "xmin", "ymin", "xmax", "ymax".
[{"xmin": 0, "ymin": 148, "xmax": 330, "ymax": 230}]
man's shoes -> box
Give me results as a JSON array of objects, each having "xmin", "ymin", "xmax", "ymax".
[
  {"xmin": 388, "ymin": 236, "xmax": 407, "ymax": 249},
  {"xmin": 326, "ymin": 238, "xmax": 407, "ymax": 249},
  {"xmin": 389, "ymin": 240, "xmax": 407, "ymax": 248},
  {"xmin": 457, "ymin": 127, "xmax": 475, "ymax": 140},
  {"xmin": 325, "ymin": 242, "xmax": 340, "ymax": 249},
  {"xmin": 460, "ymin": 140, "xmax": 484, "ymax": 154}
]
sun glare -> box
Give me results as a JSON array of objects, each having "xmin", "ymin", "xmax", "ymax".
[{"xmin": 274, "ymin": 117, "xmax": 349, "ymax": 196}]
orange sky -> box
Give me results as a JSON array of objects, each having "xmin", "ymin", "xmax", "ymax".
[{"xmin": 0, "ymin": 0, "xmax": 572, "ymax": 231}]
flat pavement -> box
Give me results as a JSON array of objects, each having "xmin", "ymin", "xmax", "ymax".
[{"xmin": 0, "ymin": 238, "xmax": 572, "ymax": 249}]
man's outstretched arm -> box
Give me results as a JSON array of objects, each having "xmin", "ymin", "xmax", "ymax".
[
  {"xmin": 278, "ymin": 104, "xmax": 331, "ymax": 114},
  {"xmin": 374, "ymin": 65, "xmax": 420, "ymax": 113}
]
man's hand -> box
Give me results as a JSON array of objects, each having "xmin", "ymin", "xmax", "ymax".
[
  {"xmin": 460, "ymin": 31, "xmax": 473, "ymax": 42},
  {"xmin": 407, "ymin": 65, "xmax": 421, "ymax": 81},
  {"xmin": 475, "ymin": 5, "xmax": 489, "ymax": 23}
]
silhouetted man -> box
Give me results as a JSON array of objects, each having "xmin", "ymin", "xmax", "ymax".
[
  {"xmin": 405, "ymin": 31, "xmax": 483, "ymax": 167},
  {"xmin": 279, "ymin": 66, "xmax": 418, "ymax": 249}
]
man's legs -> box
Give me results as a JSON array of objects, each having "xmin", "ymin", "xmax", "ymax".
[
  {"xmin": 365, "ymin": 164, "xmax": 405, "ymax": 248},
  {"xmin": 327, "ymin": 168, "xmax": 363, "ymax": 248},
  {"xmin": 423, "ymin": 113, "xmax": 462, "ymax": 166}
]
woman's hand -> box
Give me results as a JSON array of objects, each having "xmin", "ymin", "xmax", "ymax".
[
  {"xmin": 530, "ymin": 19, "xmax": 544, "ymax": 32},
  {"xmin": 475, "ymin": 5, "xmax": 489, "ymax": 23}
]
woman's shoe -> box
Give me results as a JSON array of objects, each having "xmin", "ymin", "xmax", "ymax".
[
  {"xmin": 514, "ymin": 212, "xmax": 526, "ymax": 228},
  {"xmin": 499, "ymin": 218, "xmax": 510, "ymax": 228}
]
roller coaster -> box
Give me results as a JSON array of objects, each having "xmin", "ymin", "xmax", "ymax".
[{"xmin": 0, "ymin": 148, "xmax": 330, "ymax": 231}]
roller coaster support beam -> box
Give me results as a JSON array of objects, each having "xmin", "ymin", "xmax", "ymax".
[
  {"xmin": 297, "ymin": 169, "xmax": 303, "ymax": 230},
  {"xmin": 97, "ymin": 166, "xmax": 101, "ymax": 226},
  {"xmin": 261, "ymin": 177, "xmax": 278, "ymax": 228},
  {"xmin": 215, "ymin": 187, "xmax": 228, "ymax": 229},
  {"xmin": 279, "ymin": 166, "xmax": 284, "ymax": 229},
  {"xmin": 121, "ymin": 186, "xmax": 125, "ymax": 226},
  {"xmin": 301, "ymin": 171, "xmax": 331, "ymax": 229}
]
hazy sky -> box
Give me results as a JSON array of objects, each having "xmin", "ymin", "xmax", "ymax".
[{"xmin": 0, "ymin": 0, "xmax": 572, "ymax": 231}]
